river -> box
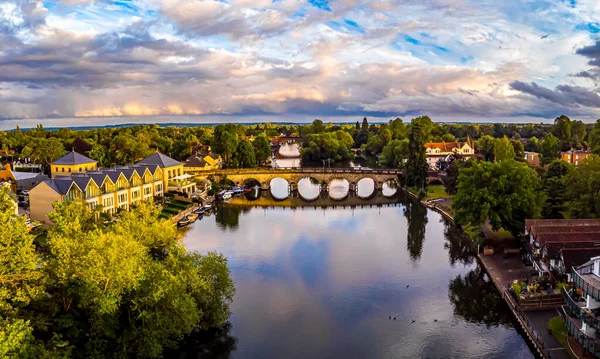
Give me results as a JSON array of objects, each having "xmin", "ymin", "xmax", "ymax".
[{"xmin": 181, "ymin": 188, "xmax": 534, "ymax": 358}]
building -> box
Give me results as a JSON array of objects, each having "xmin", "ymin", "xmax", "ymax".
[
  {"xmin": 424, "ymin": 140, "xmax": 475, "ymax": 170},
  {"xmin": 30, "ymin": 151, "xmax": 197, "ymax": 224},
  {"xmin": 561, "ymin": 257, "xmax": 600, "ymax": 356},
  {"xmin": 561, "ymin": 148, "xmax": 593, "ymax": 166},
  {"xmin": 135, "ymin": 151, "xmax": 197, "ymax": 195},
  {"xmin": 50, "ymin": 151, "xmax": 98, "ymax": 178},
  {"xmin": 525, "ymin": 219, "xmax": 600, "ymax": 278},
  {"xmin": 0, "ymin": 164, "xmax": 48, "ymax": 192},
  {"xmin": 557, "ymin": 248, "xmax": 600, "ymax": 282},
  {"xmin": 524, "ymin": 152, "xmax": 540, "ymax": 167},
  {"xmin": 183, "ymin": 152, "xmax": 223, "ymax": 173}
]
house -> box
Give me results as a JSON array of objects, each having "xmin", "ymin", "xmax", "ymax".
[
  {"xmin": 557, "ymin": 248, "xmax": 600, "ymax": 282},
  {"xmin": 183, "ymin": 152, "xmax": 223, "ymax": 173},
  {"xmin": 524, "ymin": 152, "xmax": 540, "ymax": 167},
  {"xmin": 50, "ymin": 151, "xmax": 98, "ymax": 179},
  {"xmin": 0, "ymin": 164, "xmax": 48, "ymax": 192},
  {"xmin": 524, "ymin": 219, "xmax": 600, "ymax": 278},
  {"xmin": 136, "ymin": 151, "xmax": 197, "ymax": 195},
  {"xmin": 30, "ymin": 163, "xmax": 165, "ymax": 224},
  {"xmin": 561, "ymin": 148, "xmax": 593, "ymax": 166},
  {"xmin": 30, "ymin": 151, "xmax": 196, "ymax": 225},
  {"xmin": 562, "ymin": 256, "xmax": 600, "ymax": 355},
  {"xmin": 424, "ymin": 140, "xmax": 475, "ymax": 170}
]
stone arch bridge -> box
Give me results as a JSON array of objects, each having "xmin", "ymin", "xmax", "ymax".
[{"xmin": 194, "ymin": 167, "xmax": 403, "ymax": 190}]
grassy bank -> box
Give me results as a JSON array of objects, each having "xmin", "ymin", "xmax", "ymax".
[
  {"xmin": 547, "ymin": 316, "xmax": 578, "ymax": 359},
  {"xmin": 408, "ymin": 185, "xmax": 453, "ymax": 200}
]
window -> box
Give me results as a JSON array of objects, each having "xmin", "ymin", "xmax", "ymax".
[
  {"xmin": 68, "ymin": 168, "xmax": 71, "ymax": 172},
  {"xmin": 61, "ymin": 167, "xmax": 64, "ymax": 172},
  {"xmin": 144, "ymin": 187, "xmax": 152, "ymax": 196},
  {"xmin": 104, "ymin": 197, "xmax": 113, "ymax": 207},
  {"xmin": 118, "ymin": 193, "xmax": 127, "ymax": 203}
]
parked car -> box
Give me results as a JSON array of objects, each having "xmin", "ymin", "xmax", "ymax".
[
  {"xmin": 19, "ymin": 201, "xmax": 29, "ymax": 208},
  {"xmin": 21, "ymin": 190, "xmax": 29, "ymax": 196}
]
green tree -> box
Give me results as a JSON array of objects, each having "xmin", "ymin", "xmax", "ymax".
[
  {"xmin": 511, "ymin": 139, "xmax": 525, "ymax": 161},
  {"xmin": 452, "ymin": 160, "xmax": 544, "ymax": 239},
  {"xmin": 565, "ymin": 156, "xmax": 600, "ymax": 218},
  {"xmin": 31, "ymin": 138, "xmax": 66, "ymax": 171},
  {"xmin": 361, "ymin": 117, "xmax": 369, "ymax": 131},
  {"xmin": 525, "ymin": 137, "xmax": 540, "ymax": 152},
  {"xmin": 212, "ymin": 124, "xmax": 239, "ymax": 166},
  {"xmin": 443, "ymin": 158, "xmax": 473, "ymax": 195},
  {"xmin": 389, "ymin": 118, "xmax": 406, "ymax": 139},
  {"xmin": 252, "ymin": 134, "xmax": 271, "ymax": 165},
  {"xmin": 540, "ymin": 133, "xmax": 561, "ymax": 165},
  {"xmin": 571, "ymin": 120, "xmax": 586, "ymax": 148},
  {"xmin": 365, "ymin": 133, "xmax": 383, "ymax": 155},
  {"xmin": 311, "ymin": 119, "xmax": 325, "ymax": 133},
  {"xmin": 541, "ymin": 160, "xmax": 572, "ymax": 219},
  {"xmin": 405, "ymin": 120, "xmax": 430, "ymax": 188},
  {"xmin": 379, "ymin": 139, "xmax": 409, "ymax": 168},
  {"xmin": 494, "ymin": 136, "xmax": 515, "ymax": 162},
  {"xmin": 477, "ymin": 135, "xmax": 496, "ymax": 162},
  {"xmin": 233, "ymin": 141, "xmax": 256, "ymax": 168},
  {"xmin": 552, "ymin": 115, "xmax": 572, "ymax": 151},
  {"xmin": 588, "ymin": 120, "xmax": 600, "ymax": 153}
]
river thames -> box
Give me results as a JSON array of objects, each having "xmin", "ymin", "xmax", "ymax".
[{"xmin": 181, "ymin": 191, "xmax": 534, "ymax": 358}]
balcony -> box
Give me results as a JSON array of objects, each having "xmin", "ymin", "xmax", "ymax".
[
  {"xmin": 561, "ymin": 306, "xmax": 600, "ymax": 356},
  {"xmin": 168, "ymin": 180, "xmax": 196, "ymax": 191},
  {"xmin": 573, "ymin": 264, "xmax": 600, "ymax": 301},
  {"xmin": 563, "ymin": 287, "xmax": 600, "ymax": 329}
]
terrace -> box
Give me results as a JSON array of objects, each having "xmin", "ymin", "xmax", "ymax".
[{"xmin": 573, "ymin": 264, "xmax": 600, "ymax": 301}]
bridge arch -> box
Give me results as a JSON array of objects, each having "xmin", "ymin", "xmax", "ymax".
[
  {"xmin": 297, "ymin": 177, "xmax": 320, "ymax": 201},
  {"xmin": 356, "ymin": 178, "xmax": 376, "ymax": 199},
  {"xmin": 382, "ymin": 179, "xmax": 399, "ymax": 197},
  {"xmin": 328, "ymin": 178, "xmax": 350, "ymax": 200},
  {"xmin": 269, "ymin": 177, "xmax": 290, "ymax": 200}
]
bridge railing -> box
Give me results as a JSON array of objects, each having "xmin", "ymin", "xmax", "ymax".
[{"xmin": 197, "ymin": 167, "xmax": 404, "ymax": 175}]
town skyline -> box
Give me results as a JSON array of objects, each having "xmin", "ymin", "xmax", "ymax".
[{"xmin": 1, "ymin": 0, "xmax": 600, "ymax": 128}]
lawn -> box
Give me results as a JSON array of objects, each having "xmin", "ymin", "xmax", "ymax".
[
  {"xmin": 547, "ymin": 316, "xmax": 578, "ymax": 359},
  {"xmin": 408, "ymin": 185, "xmax": 453, "ymax": 200}
]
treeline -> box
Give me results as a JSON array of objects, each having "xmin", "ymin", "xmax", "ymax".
[{"xmin": 0, "ymin": 189, "xmax": 235, "ymax": 358}]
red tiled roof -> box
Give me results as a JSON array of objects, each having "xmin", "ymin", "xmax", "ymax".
[
  {"xmin": 424, "ymin": 142, "xmax": 471, "ymax": 152},
  {"xmin": 560, "ymin": 248, "xmax": 600, "ymax": 272},
  {"xmin": 525, "ymin": 219, "xmax": 600, "ymax": 232}
]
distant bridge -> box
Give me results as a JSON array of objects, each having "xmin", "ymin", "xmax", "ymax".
[
  {"xmin": 194, "ymin": 167, "xmax": 442, "ymax": 189},
  {"xmin": 194, "ymin": 167, "xmax": 402, "ymax": 190},
  {"xmin": 269, "ymin": 136, "xmax": 300, "ymax": 146}
]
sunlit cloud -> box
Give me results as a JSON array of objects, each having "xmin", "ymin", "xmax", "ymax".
[{"xmin": 1, "ymin": 0, "xmax": 600, "ymax": 125}]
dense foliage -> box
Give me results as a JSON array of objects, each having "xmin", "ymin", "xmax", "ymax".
[{"xmin": 0, "ymin": 191, "xmax": 234, "ymax": 358}]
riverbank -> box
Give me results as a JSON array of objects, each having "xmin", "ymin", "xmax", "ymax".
[{"xmin": 402, "ymin": 185, "xmax": 568, "ymax": 359}]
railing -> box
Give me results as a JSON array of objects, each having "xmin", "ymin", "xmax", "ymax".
[
  {"xmin": 197, "ymin": 167, "xmax": 404, "ymax": 175},
  {"xmin": 573, "ymin": 266, "xmax": 600, "ymax": 301},
  {"xmin": 560, "ymin": 306, "xmax": 600, "ymax": 356},
  {"xmin": 168, "ymin": 180, "xmax": 195, "ymax": 187},
  {"xmin": 563, "ymin": 287, "xmax": 600, "ymax": 329},
  {"xmin": 502, "ymin": 289, "xmax": 557, "ymax": 359}
]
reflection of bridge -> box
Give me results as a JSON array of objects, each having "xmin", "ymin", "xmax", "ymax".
[
  {"xmin": 270, "ymin": 136, "xmax": 300, "ymax": 146},
  {"xmin": 195, "ymin": 167, "xmax": 402, "ymax": 190},
  {"xmin": 225, "ymin": 190, "xmax": 404, "ymax": 209}
]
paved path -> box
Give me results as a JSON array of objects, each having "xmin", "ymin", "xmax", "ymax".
[{"xmin": 527, "ymin": 310, "xmax": 571, "ymax": 359}]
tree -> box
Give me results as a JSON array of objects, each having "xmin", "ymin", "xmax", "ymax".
[
  {"xmin": 389, "ymin": 118, "xmax": 406, "ymax": 140},
  {"xmin": 252, "ymin": 134, "xmax": 271, "ymax": 165},
  {"xmin": 540, "ymin": 133, "xmax": 561, "ymax": 165},
  {"xmin": 31, "ymin": 138, "xmax": 66, "ymax": 171},
  {"xmin": 355, "ymin": 121, "xmax": 360, "ymax": 130},
  {"xmin": 233, "ymin": 141, "xmax": 256, "ymax": 168},
  {"xmin": 565, "ymin": 156, "xmax": 600, "ymax": 218},
  {"xmin": 552, "ymin": 115, "xmax": 572, "ymax": 151},
  {"xmin": 494, "ymin": 136, "xmax": 515, "ymax": 162},
  {"xmin": 365, "ymin": 133, "xmax": 383, "ymax": 155},
  {"xmin": 405, "ymin": 120, "xmax": 429, "ymax": 188},
  {"xmin": 542, "ymin": 160, "xmax": 572, "ymax": 219},
  {"xmin": 511, "ymin": 139, "xmax": 525, "ymax": 161},
  {"xmin": 452, "ymin": 160, "xmax": 544, "ymax": 239},
  {"xmin": 443, "ymin": 157, "xmax": 472, "ymax": 195},
  {"xmin": 477, "ymin": 135, "xmax": 496, "ymax": 162},
  {"xmin": 379, "ymin": 139, "xmax": 409, "ymax": 168},
  {"xmin": 311, "ymin": 119, "xmax": 325, "ymax": 134},
  {"xmin": 170, "ymin": 140, "xmax": 192, "ymax": 160},
  {"xmin": 212, "ymin": 124, "xmax": 239, "ymax": 166},
  {"xmin": 361, "ymin": 117, "xmax": 369, "ymax": 131},
  {"xmin": 525, "ymin": 137, "xmax": 540, "ymax": 152},
  {"xmin": 589, "ymin": 120, "xmax": 600, "ymax": 153},
  {"xmin": 571, "ymin": 120, "xmax": 586, "ymax": 148}
]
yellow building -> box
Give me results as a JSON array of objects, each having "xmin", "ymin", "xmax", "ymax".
[
  {"xmin": 0, "ymin": 164, "xmax": 48, "ymax": 192},
  {"xmin": 136, "ymin": 151, "xmax": 197, "ymax": 195},
  {"xmin": 50, "ymin": 151, "xmax": 98, "ymax": 178},
  {"xmin": 29, "ymin": 164, "xmax": 165, "ymax": 224},
  {"xmin": 183, "ymin": 152, "xmax": 223, "ymax": 173}
]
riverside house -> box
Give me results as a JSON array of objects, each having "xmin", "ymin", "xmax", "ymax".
[
  {"xmin": 29, "ymin": 151, "xmax": 196, "ymax": 224},
  {"xmin": 561, "ymin": 148, "xmax": 593, "ymax": 166},
  {"xmin": 424, "ymin": 140, "xmax": 476, "ymax": 170},
  {"xmin": 525, "ymin": 219, "xmax": 600, "ymax": 279}
]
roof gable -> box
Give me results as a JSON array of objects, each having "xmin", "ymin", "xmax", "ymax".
[
  {"xmin": 136, "ymin": 152, "xmax": 183, "ymax": 168},
  {"xmin": 51, "ymin": 151, "xmax": 97, "ymax": 165}
]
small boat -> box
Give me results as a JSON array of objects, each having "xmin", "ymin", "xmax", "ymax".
[
  {"xmin": 232, "ymin": 186, "xmax": 244, "ymax": 195},
  {"xmin": 186, "ymin": 213, "xmax": 198, "ymax": 223},
  {"xmin": 193, "ymin": 207, "xmax": 205, "ymax": 215},
  {"xmin": 204, "ymin": 203, "xmax": 213, "ymax": 211},
  {"xmin": 243, "ymin": 186, "xmax": 252, "ymax": 193},
  {"xmin": 178, "ymin": 217, "xmax": 190, "ymax": 227}
]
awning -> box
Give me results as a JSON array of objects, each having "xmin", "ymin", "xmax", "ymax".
[{"xmin": 171, "ymin": 174, "xmax": 193, "ymax": 180}]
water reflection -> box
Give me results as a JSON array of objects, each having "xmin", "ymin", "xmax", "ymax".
[
  {"xmin": 182, "ymin": 203, "xmax": 532, "ymax": 359},
  {"xmin": 269, "ymin": 178, "xmax": 289, "ymax": 200},
  {"xmin": 328, "ymin": 178, "xmax": 349, "ymax": 200},
  {"xmin": 449, "ymin": 267, "xmax": 513, "ymax": 328},
  {"xmin": 382, "ymin": 180, "xmax": 398, "ymax": 197},
  {"xmin": 444, "ymin": 219, "xmax": 476, "ymax": 267},
  {"xmin": 215, "ymin": 206, "xmax": 251, "ymax": 231},
  {"xmin": 297, "ymin": 177, "xmax": 320, "ymax": 201},
  {"xmin": 403, "ymin": 198, "xmax": 428, "ymax": 261},
  {"xmin": 356, "ymin": 178, "xmax": 375, "ymax": 199},
  {"xmin": 164, "ymin": 322, "xmax": 237, "ymax": 359}
]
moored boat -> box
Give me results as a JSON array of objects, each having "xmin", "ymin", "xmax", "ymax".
[
  {"xmin": 186, "ymin": 213, "xmax": 198, "ymax": 222},
  {"xmin": 178, "ymin": 217, "xmax": 190, "ymax": 227},
  {"xmin": 193, "ymin": 207, "xmax": 205, "ymax": 215}
]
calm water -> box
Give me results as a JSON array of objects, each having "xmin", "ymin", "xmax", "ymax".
[{"xmin": 181, "ymin": 195, "xmax": 534, "ymax": 359}]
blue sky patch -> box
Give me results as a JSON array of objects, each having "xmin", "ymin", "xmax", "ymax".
[
  {"xmin": 576, "ymin": 22, "xmax": 600, "ymax": 33},
  {"xmin": 308, "ymin": 0, "xmax": 331, "ymax": 12}
]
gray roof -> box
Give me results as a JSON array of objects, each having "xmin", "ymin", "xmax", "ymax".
[
  {"xmin": 51, "ymin": 151, "xmax": 96, "ymax": 165},
  {"xmin": 136, "ymin": 152, "xmax": 182, "ymax": 168},
  {"xmin": 184, "ymin": 155, "xmax": 208, "ymax": 168},
  {"xmin": 102, "ymin": 170, "xmax": 123, "ymax": 183},
  {"xmin": 40, "ymin": 178, "xmax": 77, "ymax": 195},
  {"xmin": 12, "ymin": 171, "xmax": 45, "ymax": 181}
]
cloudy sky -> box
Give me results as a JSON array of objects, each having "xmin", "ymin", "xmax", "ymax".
[{"xmin": 1, "ymin": 0, "xmax": 600, "ymax": 128}]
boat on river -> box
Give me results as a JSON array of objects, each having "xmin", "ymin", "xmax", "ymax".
[
  {"xmin": 193, "ymin": 207, "xmax": 205, "ymax": 215},
  {"xmin": 177, "ymin": 217, "xmax": 190, "ymax": 227},
  {"xmin": 186, "ymin": 213, "xmax": 198, "ymax": 223}
]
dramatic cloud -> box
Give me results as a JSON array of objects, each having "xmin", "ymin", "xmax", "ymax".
[{"xmin": 1, "ymin": 0, "xmax": 600, "ymax": 124}]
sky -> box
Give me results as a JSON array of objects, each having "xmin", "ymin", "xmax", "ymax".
[{"xmin": 1, "ymin": 0, "xmax": 600, "ymax": 128}]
